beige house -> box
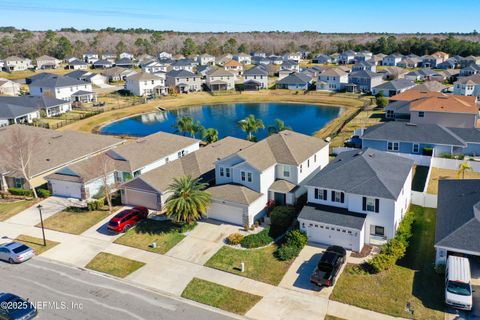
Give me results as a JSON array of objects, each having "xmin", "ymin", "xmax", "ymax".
[
  {"xmin": 36, "ymin": 55, "xmax": 61, "ymax": 69},
  {"xmin": 0, "ymin": 78, "xmax": 21, "ymax": 96},
  {"xmin": 206, "ymin": 69, "xmax": 235, "ymax": 91}
]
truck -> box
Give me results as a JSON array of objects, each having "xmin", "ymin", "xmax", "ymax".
[{"xmin": 310, "ymin": 245, "xmax": 347, "ymax": 287}]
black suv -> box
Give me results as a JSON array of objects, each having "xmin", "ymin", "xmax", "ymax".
[{"xmin": 310, "ymin": 245, "xmax": 347, "ymax": 287}]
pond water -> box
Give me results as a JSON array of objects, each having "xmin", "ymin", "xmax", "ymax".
[{"xmin": 100, "ymin": 102, "xmax": 343, "ymax": 140}]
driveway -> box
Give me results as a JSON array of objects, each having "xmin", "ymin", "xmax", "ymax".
[
  {"xmin": 80, "ymin": 207, "xmax": 127, "ymax": 242},
  {"xmin": 166, "ymin": 220, "xmax": 240, "ymax": 264},
  {"xmin": 279, "ymin": 243, "xmax": 349, "ymax": 298}
]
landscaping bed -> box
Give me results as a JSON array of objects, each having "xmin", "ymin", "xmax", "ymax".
[
  {"xmin": 15, "ymin": 234, "xmax": 59, "ymax": 255},
  {"xmin": 330, "ymin": 206, "xmax": 444, "ymax": 320},
  {"xmin": 114, "ymin": 219, "xmax": 194, "ymax": 254},
  {"xmin": 0, "ymin": 199, "xmax": 37, "ymax": 221},
  {"xmin": 38, "ymin": 206, "xmax": 119, "ymax": 235},
  {"xmin": 85, "ymin": 252, "xmax": 145, "ymax": 278},
  {"xmin": 181, "ymin": 278, "xmax": 261, "ymax": 315}
]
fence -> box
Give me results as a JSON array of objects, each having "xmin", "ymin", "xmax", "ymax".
[
  {"xmin": 431, "ymin": 157, "xmax": 480, "ymax": 172},
  {"xmin": 411, "ymin": 191, "xmax": 437, "ymax": 208},
  {"xmin": 32, "ymin": 110, "xmax": 104, "ymax": 130}
]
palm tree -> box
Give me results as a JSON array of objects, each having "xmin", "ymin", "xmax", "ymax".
[
  {"xmin": 202, "ymin": 128, "xmax": 219, "ymax": 144},
  {"xmin": 238, "ymin": 114, "xmax": 265, "ymax": 141},
  {"xmin": 267, "ymin": 119, "xmax": 291, "ymax": 135},
  {"xmin": 164, "ymin": 176, "xmax": 211, "ymax": 224},
  {"xmin": 457, "ymin": 161, "xmax": 474, "ymax": 179},
  {"xmin": 190, "ymin": 120, "xmax": 205, "ymax": 139},
  {"xmin": 172, "ymin": 116, "xmax": 193, "ymax": 136}
]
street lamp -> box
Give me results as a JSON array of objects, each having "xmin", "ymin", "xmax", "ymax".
[{"xmin": 37, "ymin": 204, "xmax": 46, "ymax": 246}]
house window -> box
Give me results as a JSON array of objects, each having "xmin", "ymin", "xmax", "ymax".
[
  {"xmin": 283, "ymin": 165, "xmax": 290, "ymax": 177},
  {"xmin": 314, "ymin": 154, "xmax": 317, "ymax": 162},
  {"xmin": 418, "ymin": 111, "xmax": 425, "ymax": 118},
  {"xmin": 165, "ymin": 157, "xmax": 169, "ymax": 163},
  {"xmin": 177, "ymin": 150, "xmax": 185, "ymax": 158},
  {"xmin": 412, "ymin": 144, "xmax": 420, "ymax": 153},
  {"xmin": 226, "ymin": 168, "xmax": 230, "ymax": 178},
  {"xmin": 247, "ymin": 172, "xmax": 252, "ymax": 182},
  {"xmin": 363, "ymin": 197, "xmax": 379, "ymax": 212},
  {"xmin": 370, "ymin": 225, "xmax": 385, "ymax": 236},
  {"xmin": 307, "ymin": 159, "xmax": 310, "ymax": 168},
  {"xmin": 387, "ymin": 141, "xmax": 399, "ymax": 151},
  {"xmin": 386, "ymin": 110, "xmax": 394, "ymax": 118},
  {"xmin": 220, "ymin": 167, "xmax": 224, "ymax": 177},
  {"xmin": 314, "ymin": 188, "xmax": 327, "ymax": 200},
  {"xmin": 332, "ymin": 191, "xmax": 344, "ymax": 203},
  {"xmin": 300, "ymin": 165, "xmax": 303, "ymax": 174},
  {"xmin": 14, "ymin": 178, "xmax": 23, "ymax": 189},
  {"xmin": 241, "ymin": 171, "xmax": 246, "ymax": 181}
]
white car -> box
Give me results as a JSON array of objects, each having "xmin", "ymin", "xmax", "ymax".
[
  {"xmin": 445, "ymin": 256, "xmax": 473, "ymax": 311},
  {"xmin": 0, "ymin": 242, "xmax": 35, "ymax": 264}
]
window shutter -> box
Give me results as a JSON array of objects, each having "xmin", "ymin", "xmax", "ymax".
[
  {"xmin": 323, "ymin": 189, "xmax": 327, "ymax": 200},
  {"xmin": 375, "ymin": 199, "xmax": 380, "ymax": 213},
  {"xmin": 341, "ymin": 192, "xmax": 345, "ymax": 203},
  {"xmin": 331, "ymin": 191, "xmax": 335, "ymax": 201},
  {"xmin": 314, "ymin": 188, "xmax": 319, "ymax": 199},
  {"xmin": 362, "ymin": 197, "xmax": 366, "ymax": 211}
]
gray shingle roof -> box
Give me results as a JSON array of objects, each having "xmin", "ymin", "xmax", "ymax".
[
  {"xmin": 298, "ymin": 204, "xmax": 366, "ymax": 230},
  {"xmin": 29, "ymin": 74, "xmax": 88, "ymax": 88},
  {"xmin": 166, "ymin": 69, "xmax": 196, "ymax": 78},
  {"xmin": 447, "ymin": 127, "xmax": 480, "ymax": 143},
  {"xmin": 435, "ymin": 179, "xmax": 480, "ymax": 254},
  {"xmin": 277, "ymin": 72, "xmax": 311, "ymax": 85},
  {"xmin": 373, "ymin": 79, "xmax": 415, "ymax": 91},
  {"xmin": 243, "ymin": 66, "xmax": 268, "ymax": 76},
  {"xmin": 362, "ymin": 122, "xmax": 466, "ymax": 147},
  {"xmin": 208, "ymin": 184, "xmax": 262, "ymax": 205},
  {"xmin": 349, "ymin": 70, "xmax": 382, "ymax": 79},
  {"xmin": 306, "ymin": 149, "xmax": 414, "ymax": 199}
]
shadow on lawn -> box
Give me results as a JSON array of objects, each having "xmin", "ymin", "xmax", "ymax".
[{"xmin": 133, "ymin": 219, "xmax": 194, "ymax": 235}]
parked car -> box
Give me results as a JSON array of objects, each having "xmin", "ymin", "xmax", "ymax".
[
  {"xmin": 310, "ymin": 245, "xmax": 346, "ymax": 287},
  {"xmin": 445, "ymin": 256, "xmax": 473, "ymax": 311},
  {"xmin": 345, "ymin": 135, "xmax": 362, "ymax": 148},
  {"xmin": 0, "ymin": 242, "xmax": 35, "ymax": 264},
  {"xmin": 107, "ymin": 206, "xmax": 149, "ymax": 233},
  {"xmin": 0, "ymin": 293, "xmax": 37, "ymax": 319}
]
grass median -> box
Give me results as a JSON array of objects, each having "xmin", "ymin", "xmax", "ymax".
[{"xmin": 85, "ymin": 252, "xmax": 145, "ymax": 278}]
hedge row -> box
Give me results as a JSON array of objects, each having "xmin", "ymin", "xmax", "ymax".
[
  {"xmin": 275, "ymin": 229, "xmax": 308, "ymax": 261},
  {"xmin": 240, "ymin": 227, "xmax": 273, "ymax": 248},
  {"xmin": 8, "ymin": 188, "xmax": 51, "ymax": 198}
]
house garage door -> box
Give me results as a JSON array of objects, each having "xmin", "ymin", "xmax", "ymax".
[
  {"xmin": 207, "ymin": 202, "xmax": 245, "ymax": 226},
  {"xmin": 123, "ymin": 188, "xmax": 159, "ymax": 210},
  {"xmin": 305, "ymin": 223, "xmax": 359, "ymax": 251},
  {"xmin": 50, "ymin": 180, "xmax": 82, "ymax": 199}
]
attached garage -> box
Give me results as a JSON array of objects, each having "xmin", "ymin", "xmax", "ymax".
[
  {"xmin": 207, "ymin": 201, "xmax": 246, "ymax": 226},
  {"xmin": 302, "ymin": 222, "xmax": 362, "ymax": 251},
  {"xmin": 49, "ymin": 179, "xmax": 82, "ymax": 199},
  {"xmin": 122, "ymin": 188, "xmax": 160, "ymax": 210}
]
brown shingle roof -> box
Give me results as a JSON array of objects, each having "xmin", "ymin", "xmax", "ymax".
[
  {"xmin": 409, "ymin": 95, "xmax": 478, "ymax": 114},
  {"xmin": 208, "ymin": 184, "xmax": 262, "ymax": 205},
  {"xmin": 224, "ymin": 60, "xmax": 241, "ymax": 67}
]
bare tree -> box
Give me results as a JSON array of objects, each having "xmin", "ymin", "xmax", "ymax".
[
  {"xmin": 86, "ymin": 153, "xmax": 118, "ymax": 213},
  {"xmin": 2, "ymin": 126, "xmax": 40, "ymax": 198}
]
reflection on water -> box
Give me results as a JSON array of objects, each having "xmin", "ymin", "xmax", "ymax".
[{"xmin": 101, "ymin": 103, "xmax": 343, "ymax": 140}]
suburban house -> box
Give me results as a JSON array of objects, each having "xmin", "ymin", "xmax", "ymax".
[
  {"xmin": 405, "ymin": 68, "xmax": 443, "ymax": 82},
  {"xmin": 125, "ymin": 72, "xmax": 166, "ymax": 97},
  {"xmin": 171, "ymin": 59, "xmax": 195, "ymax": 72},
  {"xmin": 412, "ymin": 81, "xmax": 448, "ymax": 92},
  {"xmin": 316, "ymin": 68, "xmax": 348, "ymax": 91},
  {"xmin": 142, "ymin": 61, "xmax": 168, "ymax": 74},
  {"xmin": 268, "ymin": 55, "xmax": 283, "ymax": 65},
  {"xmin": 233, "ymin": 53, "xmax": 252, "ymax": 64},
  {"xmin": 298, "ymin": 149, "xmax": 413, "ymax": 252},
  {"xmin": 101, "ymin": 52, "xmax": 117, "ymax": 63},
  {"xmin": 36, "ymin": 55, "xmax": 61, "ymax": 69},
  {"xmin": 119, "ymin": 52, "xmax": 134, "ymax": 60},
  {"xmin": 198, "ymin": 54, "xmax": 215, "ymax": 66},
  {"xmin": 347, "ymin": 70, "xmax": 384, "ymax": 93},
  {"xmin": 158, "ymin": 52, "xmax": 172, "ymax": 60},
  {"xmin": 207, "ymin": 130, "xmax": 329, "ymax": 226},
  {"xmin": 115, "ymin": 58, "xmax": 134, "ymax": 68},
  {"xmin": 243, "ymin": 65, "xmax": 269, "ymax": 90},
  {"xmin": 354, "ymin": 51, "xmax": 373, "ymax": 62},
  {"xmin": 385, "ymin": 91, "xmax": 479, "ymax": 128},
  {"xmin": 46, "ymin": 132, "xmax": 199, "ymax": 199},
  {"xmin": 397, "ymin": 58, "xmax": 421, "ymax": 68},
  {"xmin": 101, "ymin": 67, "xmax": 136, "ymax": 82},
  {"xmin": 0, "ymin": 125, "xmax": 123, "ymax": 191},
  {"xmin": 224, "ymin": 59, "xmax": 243, "ymax": 76},
  {"xmin": 165, "ymin": 69, "xmax": 202, "ymax": 93},
  {"xmin": 0, "ymin": 78, "xmax": 21, "ymax": 96},
  {"xmin": 434, "ymin": 179, "xmax": 480, "ymax": 266},
  {"xmin": 206, "ymin": 69, "xmax": 235, "ymax": 91},
  {"xmin": 454, "ymin": 74, "xmax": 480, "ymax": 98},
  {"xmin": 371, "ymin": 79, "xmax": 416, "ymax": 97},
  {"xmin": 3, "ymin": 56, "xmax": 33, "ymax": 71},
  {"xmin": 69, "ymin": 72, "xmax": 108, "ymax": 86},
  {"xmin": 421, "ymin": 55, "xmax": 442, "ymax": 68},
  {"xmin": 278, "ymin": 69, "xmax": 293, "ymax": 80},
  {"xmin": 361, "ymin": 121, "xmax": 480, "ymax": 157},
  {"xmin": 0, "ymin": 96, "xmax": 72, "ymax": 119},
  {"xmin": 338, "ymin": 50, "xmax": 356, "ymax": 65},
  {"xmin": 28, "ymin": 75, "xmax": 95, "ymax": 102},
  {"xmin": 276, "ymin": 72, "xmax": 312, "ymax": 90},
  {"xmin": 312, "ymin": 54, "xmax": 332, "ymax": 64},
  {"xmin": 93, "ymin": 59, "xmax": 114, "ymax": 69},
  {"xmin": 67, "ymin": 59, "xmax": 88, "ymax": 70},
  {"xmin": 82, "ymin": 52, "xmax": 99, "ymax": 64},
  {"xmin": 352, "ymin": 61, "xmax": 376, "ymax": 72},
  {"xmin": 120, "ymin": 137, "xmax": 253, "ymax": 210},
  {"xmin": 377, "ymin": 66, "xmax": 408, "ymax": 80},
  {"xmin": 437, "ymin": 59, "xmax": 458, "ymax": 70},
  {"xmin": 216, "ymin": 54, "xmax": 233, "ymax": 66},
  {"xmin": 281, "ymin": 60, "xmax": 300, "ymax": 73},
  {"xmin": 460, "ymin": 56, "xmax": 480, "ymax": 68},
  {"xmin": 382, "ymin": 54, "xmax": 403, "ymax": 66},
  {"xmin": 283, "ymin": 53, "xmax": 301, "ymax": 62},
  {"xmin": 459, "ymin": 64, "xmax": 480, "ymax": 77}
]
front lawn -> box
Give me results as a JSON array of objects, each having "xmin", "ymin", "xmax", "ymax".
[
  {"xmin": 85, "ymin": 252, "xmax": 145, "ymax": 278},
  {"xmin": 205, "ymin": 245, "xmax": 293, "ymax": 286},
  {"xmin": 114, "ymin": 219, "xmax": 190, "ymax": 254},
  {"xmin": 181, "ymin": 278, "xmax": 262, "ymax": 315},
  {"xmin": 427, "ymin": 167, "xmax": 480, "ymax": 194},
  {"xmin": 0, "ymin": 200, "xmax": 37, "ymax": 221},
  {"xmin": 330, "ymin": 206, "xmax": 445, "ymax": 319},
  {"xmin": 15, "ymin": 234, "xmax": 59, "ymax": 255},
  {"xmin": 37, "ymin": 206, "xmax": 119, "ymax": 235}
]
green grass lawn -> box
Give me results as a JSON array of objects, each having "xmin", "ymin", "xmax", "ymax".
[
  {"xmin": 181, "ymin": 278, "xmax": 262, "ymax": 315},
  {"xmin": 85, "ymin": 252, "xmax": 145, "ymax": 278},
  {"xmin": 0, "ymin": 200, "xmax": 37, "ymax": 221},
  {"xmin": 114, "ymin": 219, "xmax": 188, "ymax": 254},
  {"xmin": 15, "ymin": 234, "xmax": 59, "ymax": 255},
  {"xmin": 205, "ymin": 245, "xmax": 293, "ymax": 286},
  {"xmin": 331, "ymin": 206, "xmax": 445, "ymax": 320},
  {"xmin": 38, "ymin": 207, "xmax": 118, "ymax": 235}
]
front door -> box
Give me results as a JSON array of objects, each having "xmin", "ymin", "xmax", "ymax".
[{"xmin": 274, "ymin": 192, "xmax": 286, "ymax": 205}]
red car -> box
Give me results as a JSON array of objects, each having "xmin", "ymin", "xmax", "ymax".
[{"xmin": 107, "ymin": 206, "xmax": 149, "ymax": 233}]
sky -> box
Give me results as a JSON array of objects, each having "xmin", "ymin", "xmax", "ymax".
[{"xmin": 1, "ymin": 0, "xmax": 479, "ymax": 33}]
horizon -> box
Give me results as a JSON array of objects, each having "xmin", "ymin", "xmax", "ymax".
[{"xmin": 2, "ymin": 0, "xmax": 480, "ymax": 33}]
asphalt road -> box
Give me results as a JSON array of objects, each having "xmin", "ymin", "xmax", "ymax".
[{"xmin": 1, "ymin": 257, "xmax": 237, "ymax": 320}]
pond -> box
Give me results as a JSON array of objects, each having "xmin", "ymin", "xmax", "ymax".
[{"xmin": 100, "ymin": 102, "xmax": 343, "ymax": 140}]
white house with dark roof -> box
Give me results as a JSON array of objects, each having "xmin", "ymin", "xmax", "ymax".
[
  {"xmin": 206, "ymin": 69, "xmax": 235, "ymax": 91},
  {"xmin": 233, "ymin": 53, "xmax": 252, "ymax": 65},
  {"xmin": 0, "ymin": 96, "xmax": 71, "ymax": 119},
  {"xmin": 454, "ymin": 74, "xmax": 480, "ymax": 98},
  {"xmin": 82, "ymin": 52, "xmax": 98, "ymax": 64},
  {"xmin": 28, "ymin": 74, "xmax": 94, "ymax": 102},
  {"xmin": 347, "ymin": 70, "xmax": 384, "ymax": 93},
  {"xmin": 125, "ymin": 72, "xmax": 166, "ymax": 96},
  {"xmin": 165, "ymin": 69, "xmax": 202, "ymax": 93},
  {"xmin": 371, "ymin": 79, "xmax": 416, "ymax": 97},
  {"xmin": 67, "ymin": 59, "xmax": 88, "ymax": 70},
  {"xmin": 299, "ymin": 149, "xmax": 414, "ymax": 252},
  {"xmin": 317, "ymin": 68, "xmax": 348, "ymax": 91},
  {"xmin": 198, "ymin": 54, "xmax": 215, "ymax": 66},
  {"xmin": 243, "ymin": 65, "xmax": 268, "ymax": 90},
  {"xmin": 276, "ymin": 72, "xmax": 312, "ymax": 90},
  {"xmin": 382, "ymin": 54, "xmax": 403, "ymax": 66}
]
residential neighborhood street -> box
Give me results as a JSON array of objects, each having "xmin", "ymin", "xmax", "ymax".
[{"xmin": 1, "ymin": 257, "xmax": 237, "ymax": 320}]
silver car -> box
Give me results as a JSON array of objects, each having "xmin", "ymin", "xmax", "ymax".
[{"xmin": 0, "ymin": 242, "xmax": 35, "ymax": 264}]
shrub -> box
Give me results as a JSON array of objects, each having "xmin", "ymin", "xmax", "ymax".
[
  {"xmin": 37, "ymin": 188, "xmax": 51, "ymax": 198},
  {"xmin": 226, "ymin": 233, "xmax": 244, "ymax": 245},
  {"xmin": 284, "ymin": 229, "xmax": 308, "ymax": 248},
  {"xmin": 269, "ymin": 206, "xmax": 296, "ymax": 237},
  {"xmin": 275, "ymin": 244, "xmax": 302, "ymax": 261},
  {"xmin": 8, "ymin": 188, "xmax": 33, "ymax": 197},
  {"xmin": 368, "ymin": 253, "xmax": 396, "ymax": 273},
  {"xmin": 395, "ymin": 211, "xmax": 415, "ymax": 246},
  {"xmin": 375, "ymin": 96, "xmax": 388, "ymax": 108},
  {"xmin": 87, "ymin": 198, "xmax": 104, "ymax": 211},
  {"xmin": 240, "ymin": 227, "xmax": 273, "ymax": 248},
  {"xmin": 176, "ymin": 221, "xmax": 197, "ymax": 233},
  {"xmin": 435, "ymin": 264, "xmax": 446, "ymax": 274}
]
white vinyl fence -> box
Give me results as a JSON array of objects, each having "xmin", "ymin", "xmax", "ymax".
[{"xmin": 431, "ymin": 157, "xmax": 480, "ymax": 172}]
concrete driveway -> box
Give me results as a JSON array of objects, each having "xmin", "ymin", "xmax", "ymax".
[
  {"xmin": 279, "ymin": 244, "xmax": 349, "ymax": 298},
  {"xmin": 80, "ymin": 207, "xmax": 127, "ymax": 242},
  {"xmin": 166, "ymin": 221, "xmax": 240, "ymax": 264}
]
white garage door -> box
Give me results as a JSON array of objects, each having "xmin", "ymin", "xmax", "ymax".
[
  {"xmin": 207, "ymin": 202, "xmax": 245, "ymax": 226},
  {"xmin": 123, "ymin": 189, "xmax": 159, "ymax": 210},
  {"xmin": 305, "ymin": 223, "xmax": 359, "ymax": 251},
  {"xmin": 50, "ymin": 180, "xmax": 82, "ymax": 199}
]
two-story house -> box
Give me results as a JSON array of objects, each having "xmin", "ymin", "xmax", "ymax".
[
  {"xmin": 224, "ymin": 60, "xmax": 243, "ymax": 76},
  {"xmin": 352, "ymin": 61, "xmax": 376, "ymax": 72},
  {"xmin": 36, "ymin": 55, "xmax": 61, "ymax": 69},
  {"xmin": 171, "ymin": 59, "xmax": 195, "ymax": 72},
  {"xmin": 207, "ymin": 130, "xmax": 329, "ymax": 227},
  {"xmin": 142, "ymin": 61, "xmax": 168, "ymax": 74},
  {"xmin": 316, "ymin": 68, "xmax": 348, "ymax": 91},
  {"xmin": 283, "ymin": 53, "xmax": 302, "ymax": 62},
  {"xmin": 421, "ymin": 55, "xmax": 442, "ymax": 68},
  {"xmin": 206, "ymin": 69, "xmax": 235, "ymax": 91},
  {"xmin": 29, "ymin": 75, "xmax": 94, "ymax": 102},
  {"xmin": 198, "ymin": 54, "xmax": 215, "ymax": 66},
  {"xmin": 82, "ymin": 52, "xmax": 99, "ymax": 64},
  {"xmin": 165, "ymin": 69, "xmax": 202, "ymax": 93},
  {"xmin": 347, "ymin": 70, "xmax": 384, "ymax": 93},
  {"xmin": 298, "ymin": 149, "xmax": 413, "ymax": 252},
  {"xmin": 338, "ymin": 50, "xmax": 356, "ymax": 65},
  {"xmin": 276, "ymin": 72, "xmax": 312, "ymax": 90},
  {"xmin": 233, "ymin": 53, "xmax": 252, "ymax": 65},
  {"xmin": 3, "ymin": 56, "xmax": 33, "ymax": 71},
  {"xmin": 382, "ymin": 54, "xmax": 403, "ymax": 66},
  {"xmin": 125, "ymin": 72, "xmax": 167, "ymax": 96},
  {"xmin": 454, "ymin": 74, "xmax": 480, "ymax": 98},
  {"xmin": 243, "ymin": 66, "xmax": 269, "ymax": 90},
  {"xmin": 371, "ymin": 79, "xmax": 416, "ymax": 97},
  {"xmin": 459, "ymin": 64, "xmax": 480, "ymax": 77}
]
